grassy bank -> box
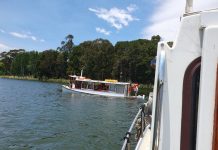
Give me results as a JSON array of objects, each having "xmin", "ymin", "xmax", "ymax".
[{"xmin": 0, "ymin": 75, "xmax": 69, "ymax": 84}]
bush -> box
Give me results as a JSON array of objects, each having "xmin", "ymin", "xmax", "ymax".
[{"xmin": 138, "ymin": 84, "xmax": 153, "ymax": 96}]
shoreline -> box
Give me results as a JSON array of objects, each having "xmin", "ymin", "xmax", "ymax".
[
  {"xmin": 0, "ymin": 75, "xmax": 68, "ymax": 84},
  {"xmin": 0, "ymin": 75, "xmax": 153, "ymax": 96}
]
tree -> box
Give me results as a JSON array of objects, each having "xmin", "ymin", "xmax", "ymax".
[
  {"xmin": 113, "ymin": 36, "xmax": 160, "ymax": 84},
  {"xmin": 28, "ymin": 51, "xmax": 39, "ymax": 77},
  {"xmin": 57, "ymin": 47, "xmax": 61, "ymax": 51},
  {"xmin": 11, "ymin": 52, "xmax": 30, "ymax": 76},
  {"xmin": 66, "ymin": 34, "xmax": 74, "ymax": 41},
  {"xmin": 59, "ymin": 34, "xmax": 74, "ymax": 52},
  {"xmin": 56, "ymin": 52, "xmax": 67, "ymax": 78},
  {"xmin": 0, "ymin": 61, "xmax": 5, "ymax": 75},
  {"xmin": 38, "ymin": 50, "xmax": 58, "ymax": 79},
  {"xmin": 78, "ymin": 39, "xmax": 115, "ymax": 80},
  {"xmin": 0, "ymin": 35, "xmax": 161, "ymax": 85},
  {"xmin": 60, "ymin": 41, "xmax": 66, "ymax": 52},
  {"xmin": 67, "ymin": 45, "xmax": 82, "ymax": 75},
  {"xmin": 65, "ymin": 34, "xmax": 74, "ymax": 51},
  {"xmin": 2, "ymin": 56, "xmax": 13, "ymax": 75}
]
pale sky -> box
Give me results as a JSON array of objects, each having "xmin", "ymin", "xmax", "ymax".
[
  {"xmin": 143, "ymin": 0, "xmax": 218, "ymax": 40},
  {"xmin": 0, "ymin": 0, "xmax": 217, "ymax": 52}
]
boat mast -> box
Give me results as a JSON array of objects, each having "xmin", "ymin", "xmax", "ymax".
[
  {"xmin": 80, "ymin": 69, "xmax": 83, "ymax": 77},
  {"xmin": 185, "ymin": 0, "xmax": 193, "ymax": 13}
]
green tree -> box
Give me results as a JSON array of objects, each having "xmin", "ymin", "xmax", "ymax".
[
  {"xmin": 79, "ymin": 39, "xmax": 115, "ymax": 80},
  {"xmin": 60, "ymin": 41, "xmax": 66, "ymax": 52},
  {"xmin": 38, "ymin": 50, "xmax": 58, "ymax": 79},
  {"xmin": 0, "ymin": 61, "xmax": 5, "ymax": 75},
  {"xmin": 65, "ymin": 34, "xmax": 74, "ymax": 52},
  {"xmin": 11, "ymin": 53, "xmax": 30, "ymax": 76},
  {"xmin": 113, "ymin": 36, "xmax": 160, "ymax": 84},
  {"xmin": 28, "ymin": 51, "xmax": 39, "ymax": 77},
  {"xmin": 56, "ymin": 52, "xmax": 67, "ymax": 78},
  {"xmin": 1, "ymin": 56, "xmax": 12, "ymax": 75},
  {"xmin": 0, "ymin": 35, "xmax": 161, "ymax": 85},
  {"xmin": 67, "ymin": 45, "xmax": 82, "ymax": 75}
]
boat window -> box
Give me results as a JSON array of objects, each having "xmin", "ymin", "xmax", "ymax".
[
  {"xmin": 152, "ymin": 50, "xmax": 165, "ymax": 150},
  {"xmin": 180, "ymin": 57, "xmax": 201, "ymax": 150},
  {"xmin": 108, "ymin": 84, "xmax": 125, "ymax": 94}
]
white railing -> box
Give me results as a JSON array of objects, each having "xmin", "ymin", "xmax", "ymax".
[{"xmin": 121, "ymin": 104, "xmax": 146, "ymax": 150}]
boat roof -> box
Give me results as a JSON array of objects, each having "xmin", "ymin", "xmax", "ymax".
[
  {"xmin": 69, "ymin": 75, "xmax": 79, "ymax": 78},
  {"xmin": 76, "ymin": 78, "xmax": 130, "ymax": 85},
  {"xmin": 68, "ymin": 75, "xmax": 130, "ymax": 85}
]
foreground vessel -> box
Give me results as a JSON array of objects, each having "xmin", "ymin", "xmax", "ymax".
[{"xmin": 122, "ymin": 0, "xmax": 218, "ymax": 149}]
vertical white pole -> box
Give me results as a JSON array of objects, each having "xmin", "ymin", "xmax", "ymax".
[
  {"xmin": 80, "ymin": 69, "xmax": 83, "ymax": 77},
  {"xmin": 185, "ymin": 0, "xmax": 193, "ymax": 13}
]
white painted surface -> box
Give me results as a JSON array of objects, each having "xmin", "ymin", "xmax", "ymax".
[
  {"xmin": 137, "ymin": 9, "xmax": 218, "ymax": 150},
  {"xmin": 185, "ymin": 0, "xmax": 193, "ymax": 13},
  {"xmin": 160, "ymin": 14, "xmax": 202, "ymax": 150},
  {"xmin": 62, "ymin": 85, "xmax": 125, "ymax": 97},
  {"xmin": 136, "ymin": 128, "xmax": 151, "ymax": 150},
  {"xmin": 196, "ymin": 26, "xmax": 218, "ymax": 150}
]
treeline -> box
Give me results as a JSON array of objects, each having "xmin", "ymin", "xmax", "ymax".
[{"xmin": 0, "ymin": 35, "xmax": 160, "ymax": 84}]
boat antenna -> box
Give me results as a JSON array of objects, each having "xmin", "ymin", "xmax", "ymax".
[{"xmin": 185, "ymin": 0, "xmax": 193, "ymax": 13}]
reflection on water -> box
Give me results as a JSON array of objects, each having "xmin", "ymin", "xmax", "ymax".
[{"xmin": 0, "ymin": 78, "xmax": 144, "ymax": 149}]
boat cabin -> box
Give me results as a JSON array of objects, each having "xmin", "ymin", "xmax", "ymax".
[{"xmin": 67, "ymin": 75, "xmax": 135, "ymax": 97}]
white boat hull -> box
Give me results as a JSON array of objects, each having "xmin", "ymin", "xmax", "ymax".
[{"xmin": 62, "ymin": 85, "xmax": 126, "ymax": 98}]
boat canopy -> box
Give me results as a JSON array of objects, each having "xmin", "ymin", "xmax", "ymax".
[
  {"xmin": 76, "ymin": 78, "xmax": 130, "ymax": 85},
  {"xmin": 69, "ymin": 75, "xmax": 78, "ymax": 78},
  {"xmin": 68, "ymin": 75, "xmax": 130, "ymax": 85}
]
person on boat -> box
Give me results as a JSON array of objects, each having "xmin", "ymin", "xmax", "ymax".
[{"xmin": 133, "ymin": 83, "xmax": 139, "ymax": 96}]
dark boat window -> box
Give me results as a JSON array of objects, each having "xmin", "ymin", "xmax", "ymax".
[{"xmin": 180, "ymin": 57, "xmax": 201, "ymax": 150}]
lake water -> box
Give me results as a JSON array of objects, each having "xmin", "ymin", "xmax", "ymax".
[{"xmin": 0, "ymin": 78, "xmax": 144, "ymax": 150}]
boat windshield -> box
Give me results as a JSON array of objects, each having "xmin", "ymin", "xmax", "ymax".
[{"xmin": 152, "ymin": 50, "xmax": 165, "ymax": 150}]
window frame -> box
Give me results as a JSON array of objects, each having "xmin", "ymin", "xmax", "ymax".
[{"xmin": 180, "ymin": 57, "xmax": 201, "ymax": 150}]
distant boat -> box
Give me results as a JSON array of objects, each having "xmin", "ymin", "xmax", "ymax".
[{"xmin": 62, "ymin": 75, "xmax": 143, "ymax": 98}]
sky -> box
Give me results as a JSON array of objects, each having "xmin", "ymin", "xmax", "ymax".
[{"xmin": 0, "ymin": 0, "xmax": 217, "ymax": 52}]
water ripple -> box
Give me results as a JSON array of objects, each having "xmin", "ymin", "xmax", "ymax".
[{"xmin": 0, "ymin": 78, "xmax": 144, "ymax": 149}]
